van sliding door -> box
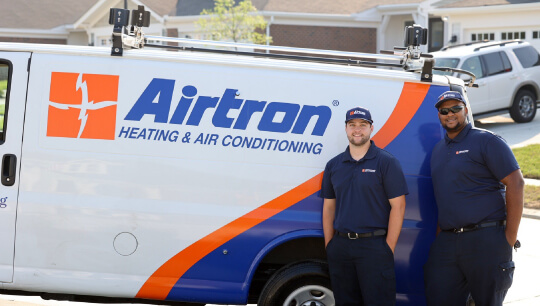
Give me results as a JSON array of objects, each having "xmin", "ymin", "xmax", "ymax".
[{"xmin": 0, "ymin": 52, "xmax": 30, "ymax": 283}]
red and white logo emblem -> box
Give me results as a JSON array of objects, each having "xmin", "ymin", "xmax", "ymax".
[{"xmin": 47, "ymin": 72, "xmax": 119, "ymax": 140}]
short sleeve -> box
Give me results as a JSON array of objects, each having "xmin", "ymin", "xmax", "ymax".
[
  {"xmin": 320, "ymin": 161, "xmax": 336, "ymax": 199},
  {"xmin": 484, "ymin": 135, "xmax": 520, "ymax": 181},
  {"xmin": 382, "ymin": 157, "xmax": 409, "ymax": 199}
]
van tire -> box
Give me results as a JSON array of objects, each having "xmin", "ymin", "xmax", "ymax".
[
  {"xmin": 510, "ymin": 90, "xmax": 537, "ymax": 123},
  {"xmin": 257, "ymin": 261, "xmax": 333, "ymax": 306}
]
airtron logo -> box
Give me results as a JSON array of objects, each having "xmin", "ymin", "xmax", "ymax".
[
  {"xmin": 47, "ymin": 72, "xmax": 119, "ymax": 140},
  {"xmin": 124, "ymin": 79, "xmax": 332, "ymax": 136},
  {"xmin": 47, "ymin": 75, "xmax": 332, "ymax": 141}
]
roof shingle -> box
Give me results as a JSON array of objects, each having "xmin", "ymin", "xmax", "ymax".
[{"xmin": 434, "ymin": 0, "xmax": 540, "ymax": 9}]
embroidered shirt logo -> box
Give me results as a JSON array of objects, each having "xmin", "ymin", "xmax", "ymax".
[
  {"xmin": 362, "ymin": 169, "xmax": 376, "ymax": 173},
  {"xmin": 456, "ymin": 150, "xmax": 469, "ymax": 155},
  {"xmin": 47, "ymin": 72, "xmax": 119, "ymax": 140}
]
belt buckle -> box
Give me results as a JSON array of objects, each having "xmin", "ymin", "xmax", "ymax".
[
  {"xmin": 348, "ymin": 233, "xmax": 359, "ymax": 239},
  {"xmin": 454, "ymin": 227, "xmax": 464, "ymax": 233}
]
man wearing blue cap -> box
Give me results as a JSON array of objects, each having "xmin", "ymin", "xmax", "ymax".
[
  {"xmin": 424, "ymin": 91, "xmax": 524, "ymax": 305},
  {"xmin": 320, "ymin": 106, "xmax": 408, "ymax": 305}
]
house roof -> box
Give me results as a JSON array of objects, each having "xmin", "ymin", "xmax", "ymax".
[
  {"xmin": 3, "ymin": 0, "xmax": 537, "ymax": 31},
  {"xmin": 175, "ymin": 0, "xmax": 424, "ymax": 16},
  {"xmin": 262, "ymin": 0, "xmax": 423, "ymax": 14},
  {"xmin": 0, "ymin": 0, "xmax": 98, "ymax": 29},
  {"xmin": 434, "ymin": 0, "xmax": 540, "ymax": 9},
  {"xmin": 0, "ymin": 0, "xmax": 177, "ymax": 30},
  {"xmin": 142, "ymin": 0, "xmax": 178, "ymax": 16}
]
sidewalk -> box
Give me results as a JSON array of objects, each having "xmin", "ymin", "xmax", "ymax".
[
  {"xmin": 523, "ymin": 179, "xmax": 540, "ymax": 220},
  {"xmin": 524, "ymin": 178, "xmax": 540, "ymax": 186}
]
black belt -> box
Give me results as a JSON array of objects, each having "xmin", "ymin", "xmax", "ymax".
[
  {"xmin": 442, "ymin": 220, "xmax": 506, "ymax": 234},
  {"xmin": 336, "ymin": 229, "xmax": 387, "ymax": 239}
]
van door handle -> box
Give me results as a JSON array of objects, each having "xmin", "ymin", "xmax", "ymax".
[{"xmin": 2, "ymin": 154, "xmax": 17, "ymax": 186}]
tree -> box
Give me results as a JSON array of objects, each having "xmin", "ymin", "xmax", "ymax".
[{"xmin": 196, "ymin": 0, "xmax": 271, "ymax": 44}]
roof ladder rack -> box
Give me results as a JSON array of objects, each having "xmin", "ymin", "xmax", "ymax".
[{"xmin": 109, "ymin": 6, "xmax": 437, "ymax": 81}]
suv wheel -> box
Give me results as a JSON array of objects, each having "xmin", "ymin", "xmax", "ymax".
[{"xmin": 510, "ymin": 89, "xmax": 537, "ymax": 123}]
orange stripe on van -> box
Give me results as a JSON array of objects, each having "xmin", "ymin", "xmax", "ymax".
[
  {"xmin": 136, "ymin": 82, "xmax": 431, "ymax": 300},
  {"xmin": 371, "ymin": 82, "xmax": 430, "ymax": 148},
  {"xmin": 136, "ymin": 172, "xmax": 324, "ymax": 300}
]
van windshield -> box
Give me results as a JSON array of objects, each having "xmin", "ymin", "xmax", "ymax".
[{"xmin": 433, "ymin": 58, "xmax": 460, "ymax": 75}]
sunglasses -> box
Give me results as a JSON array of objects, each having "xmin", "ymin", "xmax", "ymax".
[{"xmin": 438, "ymin": 105, "xmax": 464, "ymax": 115}]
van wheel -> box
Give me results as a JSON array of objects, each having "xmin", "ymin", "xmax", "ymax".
[
  {"xmin": 510, "ymin": 90, "xmax": 537, "ymax": 123},
  {"xmin": 258, "ymin": 261, "xmax": 334, "ymax": 306}
]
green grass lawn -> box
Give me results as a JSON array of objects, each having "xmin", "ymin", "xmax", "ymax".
[
  {"xmin": 513, "ymin": 144, "xmax": 540, "ymax": 209},
  {"xmin": 513, "ymin": 144, "xmax": 540, "ymax": 179},
  {"xmin": 525, "ymin": 185, "xmax": 540, "ymax": 209},
  {"xmin": 0, "ymin": 80, "xmax": 6, "ymax": 95}
]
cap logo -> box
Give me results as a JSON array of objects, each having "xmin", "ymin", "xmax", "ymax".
[{"xmin": 350, "ymin": 110, "xmax": 366, "ymax": 116}]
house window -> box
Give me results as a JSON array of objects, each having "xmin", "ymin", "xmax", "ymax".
[
  {"xmin": 428, "ymin": 18, "xmax": 444, "ymax": 52},
  {"xmin": 471, "ymin": 33, "xmax": 494, "ymax": 41},
  {"xmin": 502, "ymin": 32, "xmax": 526, "ymax": 40},
  {"xmin": 533, "ymin": 31, "xmax": 539, "ymax": 39},
  {"xmin": 99, "ymin": 38, "xmax": 112, "ymax": 46}
]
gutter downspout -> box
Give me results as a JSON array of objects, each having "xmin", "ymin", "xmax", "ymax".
[{"xmin": 266, "ymin": 15, "xmax": 273, "ymax": 53}]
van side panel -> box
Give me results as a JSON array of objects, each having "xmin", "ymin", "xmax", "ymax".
[
  {"xmin": 7, "ymin": 48, "xmax": 448, "ymax": 305},
  {"xmin": 138, "ymin": 84, "xmax": 448, "ymax": 304}
]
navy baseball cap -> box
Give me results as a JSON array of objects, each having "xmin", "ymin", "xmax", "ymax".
[
  {"xmin": 345, "ymin": 107, "xmax": 373, "ymax": 124},
  {"xmin": 435, "ymin": 91, "xmax": 466, "ymax": 108}
]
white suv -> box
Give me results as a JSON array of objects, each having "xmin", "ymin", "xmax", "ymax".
[{"xmin": 431, "ymin": 40, "xmax": 540, "ymax": 123}]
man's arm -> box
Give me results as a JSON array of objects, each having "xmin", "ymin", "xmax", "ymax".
[
  {"xmin": 322, "ymin": 198, "xmax": 336, "ymax": 247},
  {"xmin": 387, "ymin": 195, "xmax": 406, "ymax": 253},
  {"xmin": 501, "ymin": 169, "xmax": 525, "ymax": 247}
]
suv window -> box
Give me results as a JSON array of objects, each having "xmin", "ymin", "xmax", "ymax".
[
  {"xmin": 483, "ymin": 51, "xmax": 512, "ymax": 76},
  {"xmin": 513, "ymin": 46, "xmax": 540, "ymax": 68},
  {"xmin": 461, "ymin": 56, "xmax": 484, "ymax": 79},
  {"xmin": 433, "ymin": 58, "xmax": 459, "ymax": 76}
]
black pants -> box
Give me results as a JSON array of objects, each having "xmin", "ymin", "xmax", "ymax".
[
  {"xmin": 424, "ymin": 225, "xmax": 514, "ymax": 306},
  {"xmin": 326, "ymin": 234, "xmax": 396, "ymax": 306}
]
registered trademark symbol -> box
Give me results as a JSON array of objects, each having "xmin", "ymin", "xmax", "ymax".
[{"xmin": 332, "ymin": 100, "xmax": 339, "ymax": 106}]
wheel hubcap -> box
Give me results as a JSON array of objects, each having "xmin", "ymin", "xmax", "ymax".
[
  {"xmin": 283, "ymin": 285, "xmax": 335, "ymax": 306},
  {"xmin": 519, "ymin": 95, "xmax": 535, "ymax": 118}
]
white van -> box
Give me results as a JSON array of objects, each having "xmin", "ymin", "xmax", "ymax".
[{"xmin": 0, "ymin": 11, "xmax": 472, "ymax": 306}]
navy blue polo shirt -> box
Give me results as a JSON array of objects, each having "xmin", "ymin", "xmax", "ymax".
[
  {"xmin": 320, "ymin": 141, "xmax": 409, "ymax": 233},
  {"xmin": 431, "ymin": 123, "xmax": 520, "ymax": 230}
]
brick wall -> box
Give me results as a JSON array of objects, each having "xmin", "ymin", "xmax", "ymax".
[
  {"xmin": 0, "ymin": 37, "xmax": 67, "ymax": 44},
  {"xmin": 270, "ymin": 25, "xmax": 376, "ymax": 53},
  {"xmin": 166, "ymin": 28, "xmax": 179, "ymax": 47}
]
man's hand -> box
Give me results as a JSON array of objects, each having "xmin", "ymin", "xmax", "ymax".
[
  {"xmin": 501, "ymin": 169, "xmax": 524, "ymax": 248},
  {"xmin": 387, "ymin": 195, "xmax": 406, "ymax": 254},
  {"xmin": 323, "ymin": 198, "xmax": 336, "ymax": 248}
]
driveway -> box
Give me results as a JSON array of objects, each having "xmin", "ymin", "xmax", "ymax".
[{"xmin": 474, "ymin": 112, "xmax": 540, "ymax": 148}]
